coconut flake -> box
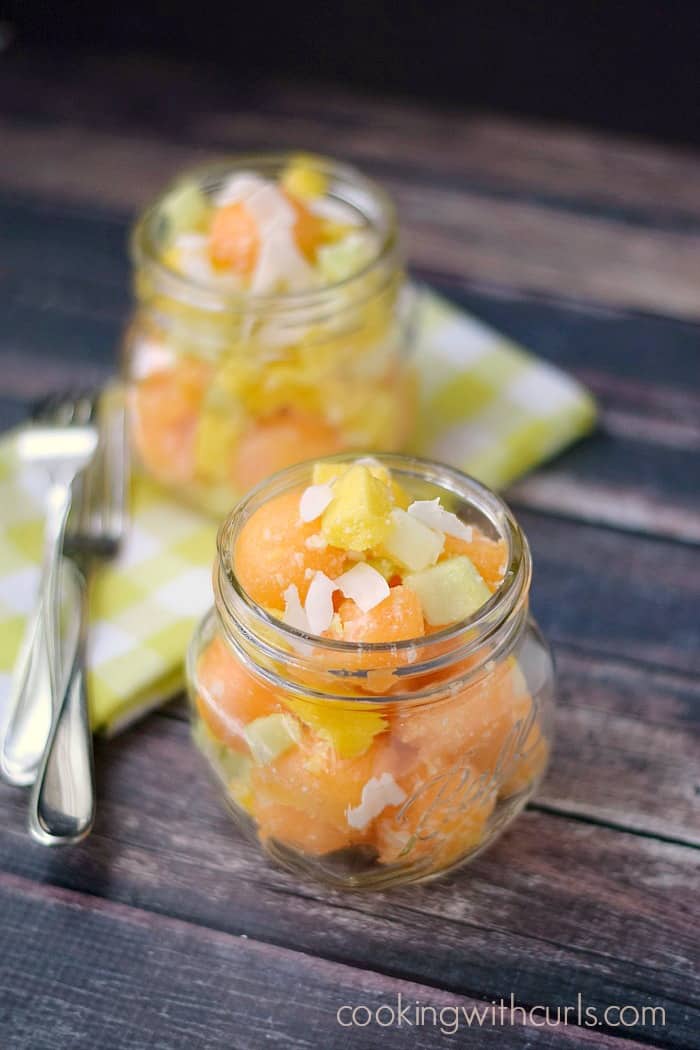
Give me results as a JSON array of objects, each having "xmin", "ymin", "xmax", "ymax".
[
  {"xmin": 282, "ymin": 584, "xmax": 309, "ymax": 632},
  {"xmin": 304, "ymin": 571, "xmax": 336, "ymax": 634},
  {"xmin": 131, "ymin": 339, "xmax": 176, "ymax": 381},
  {"xmin": 407, "ymin": 499, "xmax": 473, "ymax": 543},
  {"xmin": 250, "ymin": 224, "xmax": 315, "ymax": 294},
  {"xmin": 299, "ymin": 484, "xmax": 334, "ymax": 523},
  {"xmin": 213, "ymin": 172, "xmax": 267, "ymax": 208},
  {"xmin": 335, "ymin": 562, "xmax": 389, "ymax": 613},
  {"xmin": 346, "ymin": 773, "xmax": 407, "ymax": 830}
]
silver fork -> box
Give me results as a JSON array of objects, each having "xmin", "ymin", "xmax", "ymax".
[
  {"xmin": 1, "ymin": 393, "xmax": 99, "ymax": 786},
  {"xmin": 29, "ymin": 390, "xmax": 128, "ymax": 845}
]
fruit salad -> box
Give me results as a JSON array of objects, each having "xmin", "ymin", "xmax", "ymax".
[
  {"xmin": 125, "ymin": 155, "xmax": 415, "ymax": 515},
  {"xmin": 188, "ymin": 456, "xmax": 554, "ymax": 888}
]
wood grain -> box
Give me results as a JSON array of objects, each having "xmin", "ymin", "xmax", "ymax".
[
  {"xmin": 0, "ymin": 872, "xmax": 653, "ymax": 1050},
  {"xmin": 0, "ymin": 706, "xmax": 697, "ymax": 1047}
]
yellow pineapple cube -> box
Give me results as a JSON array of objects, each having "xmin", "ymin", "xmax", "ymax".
[{"xmin": 320, "ymin": 464, "xmax": 392, "ymax": 551}]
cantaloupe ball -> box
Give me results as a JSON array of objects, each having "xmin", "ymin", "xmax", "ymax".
[
  {"xmin": 394, "ymin": 660, "xmax": 534, "ymax": 775},
  {"xmin": 196, "ymin": 635, "xmax": 279, "ymax": 749},
  {"xmin": 230, "ymin": 411, "xmax": 342, "ymax": 494},
  {"xmin": 254, "ymin": 799, "xmax": 363, "ymax": 856},
  {"xmin": 499, "ymin": 720, "xmax": 550, "ymax": 799},
  {"xmin": 441, "ymin": 528, "xmax": 508, "ymax": 592},
  {"xmin": 250, "ymin": 735, "xmax": 379, "ymax": 833},
  {"xmin": 234, "ymin": 488, "xmax": 347, "ymax": 608},
  {"xmin": 339, "ymin": 586, "xmax": 425, "ymax": 645},
  {"xmin": 312, "ymin": 586, "xmax": 425, "ymax": 678},
  {"xmin": 130, "ymin": 357, "xmax": 212, "ymax": 484},
  {"xmin": 373, "ymin": 758, "xmax": 495, "ymax": 867},
  {"xmin": 284, "ymin": 191, "xmax": 325, "ymax": 261},
  {"xmin": 209, "ymin": 201, "xmax": 260, "ymax": 274}
]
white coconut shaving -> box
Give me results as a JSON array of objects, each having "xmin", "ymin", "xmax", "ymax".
[
  {"xmin": 304, "ymin": 571, "xmax": 336, "ymax": 634},
  {"xmin": 335, "ymin": 562, "xmax": 389, "ymax": 613},
  {"xmin": 281, "ymin": 584, "xmax": 309, "ymax": 632},
  {"xmin": 213, "ymin": 172, "xmax": 267, "ymax": 209},
  {"xmin": 407, "ymin": 499, "xmax": 473, "ymax": 543},
  {"xmin": 346, "ymin": 773, "xmax": 407, "ymax": 830},
  {"xmin": 130, "ymin": 339, "xmax": 176, "ymax": 381},
  {"xmin": 299, "ymin": 483, "xmax": 334, "ymax": 523}
]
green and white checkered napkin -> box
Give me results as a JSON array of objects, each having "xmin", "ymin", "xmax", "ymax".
[{"xmin": 0, "ymin": 288, "xmax": 595, "ymax": 734}]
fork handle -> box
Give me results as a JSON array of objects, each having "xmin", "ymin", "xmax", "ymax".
[
  {"xmin": 0, "ymin": 483, "xmax": 72, "ymax": 786},
  {"xmin": 29, "ymin": 563, "xmax": 95, "ymax": 845}
]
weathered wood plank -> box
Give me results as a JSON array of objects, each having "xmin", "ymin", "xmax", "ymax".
[
  {"xmin": 0, "ymin": 872, "xmax": 654, "ymax": 1050},
  {"xmin": 4, "ymin": 48, "xmax": 700, "ymax": 224},
  {"xmin": 0, "ymin": 709, "xmax": 697, "ymax": 1047},
  {"xmin": 3, "ymin": 117, "xmax": 700, "ymax": 317},
  {"xmin": 524, "ymin": 511, "xmax": 700, "ymax": 675}
]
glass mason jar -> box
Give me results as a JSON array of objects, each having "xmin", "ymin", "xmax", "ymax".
[
  {"xmin": 186, "ymin": 456, "xmax": 555, "ymax": 889},
  {"xmin": 122, "ymin": 155, "xmax": 416, "ymax": 516}
]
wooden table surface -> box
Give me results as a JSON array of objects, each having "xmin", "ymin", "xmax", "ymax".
[{"xmin": 0, "ymin": 48, "xmax": 698, "ymax": 1050}]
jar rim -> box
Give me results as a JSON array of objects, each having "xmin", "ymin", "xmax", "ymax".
[
  {"xmin": 131, "ymin": 152, "xmax": 400, "ymax": 313},
  {"xmin": 214, "ymin": 454, "xmax": 531, "ymax": 676}
]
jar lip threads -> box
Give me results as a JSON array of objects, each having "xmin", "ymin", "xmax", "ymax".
[
  {"xmin": 132, "ymin": 154, "xmax": 399, "ymax": 310},
  {"xmin": 210, "ymin": 455, "xmax": 533, "ymax": 701}
]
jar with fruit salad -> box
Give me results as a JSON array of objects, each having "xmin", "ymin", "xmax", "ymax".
[
  {"xmin": 187, "ymin": 454, "xmax": 555, "ymax": 889},
  {"xmin": 123, "ymin": 154, "xmax": 416, "ymax": 515}
]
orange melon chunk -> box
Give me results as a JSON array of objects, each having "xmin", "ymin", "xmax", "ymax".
[
  {"xmin": 230, "ymin": 411, "xmax": 341, "ymax": 494},
  {"xmin": 209, "ymin": 201, "xmax": 260, "ymax": 274},
  {"xmin": 130, "ymin": 358, "xmax": 212, "ymax": 484},
  {"xmin": 441, "ymin": 529, "xmax": 508, "ymax": 591},
  {"xmin": 196, "ymin": 636, "xmax": 279, "ymax": 749},
  {"xmin": 234, "ymin": 488, "xmax": 347, "ymax": 609}
]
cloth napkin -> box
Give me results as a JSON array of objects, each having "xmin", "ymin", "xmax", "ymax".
[{"xmin": 0, "ymin": 288, "xmax": 596, "ymax": 734}]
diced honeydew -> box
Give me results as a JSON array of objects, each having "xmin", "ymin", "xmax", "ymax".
[
  {"xmin": 244, "ymin": 713, "xmax": 302, "ymax": 765},
  {"xmin": 304, "ymin": 571, "xmax": 336, "ymax": 634},
  {"xmin": 404, "ymin": 556, "xmax": 491, "ymax": 626},
  {"xmin": 335, "ymin": 562, "xmax": 390, "ymax": 613},
  {"xmin": 317, "ymin": 231, "xmax": 377, "ymax": 283},
  {"xmin": 161, "ymin": 181, "xmax": 211, "ymax": 240},
  {"xmin": 407, "ymin": 499, "xmax": 473, "ymax": 543},
  {"xmin": 379, "ymin": 507, "xmax": 444, "ymax": 572}
]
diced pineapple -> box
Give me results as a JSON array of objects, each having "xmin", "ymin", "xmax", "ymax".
[
  {"xmin": 284, "ymin": 696, "xmax": 387, "ymax": 759},
  {"xmin": 281, "ymin": 157, "xmax": 328, "ymax": 201},
  {"xmin": 366, "ymin": 556, "xmax": 401, "ymax": 582},
  {"xmin": 390, "ymin": 480, "xmax": 411, "ymax": 510},
  {"xmin": 312, "ymin": 459, "xmax": 391, "ymax": 487},
  {"xmin": 312, "ymin": 461, "xmax": 346, "ymax": 486},
  {"xmin": 244, "ymin": 713, "xmax": 302, "ymax": 765},
  {"xmin": 194, "ymin": 408, "xmax": 244, "ymax": 482},
  {"xmin": 379, "ymin": 508, "xmax": 444, "ymax": 572},
  {"xmin": 161, "ymin": 181, "xmax": 211, "ymax": 240},
  {"xmin": 405, "ymin": 555, "xmax": 491, "ymax": 626},
  {"xmin": 321, "ymin": 464, "xmax": 392, "ymax": 551}
]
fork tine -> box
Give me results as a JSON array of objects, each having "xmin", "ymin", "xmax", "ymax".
[{"xmin": 65, "ymin": 389, "xmax": 128, "ymax": 557}]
